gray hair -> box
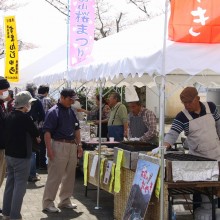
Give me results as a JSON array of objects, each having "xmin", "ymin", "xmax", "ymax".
[{"xmin": 110, "ymin": 92, "xmax": 121, "ymax": 102}]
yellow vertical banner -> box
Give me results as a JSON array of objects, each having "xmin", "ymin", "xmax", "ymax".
[
  {"xmin": 4, "ymin": 16, "xmax": 19, "ymax": 82},
  {"xmin": 83, "ymin": 151, "xmax": 89, "ymax": 186},
  {"xmin": 114, "ymin": 150, "xmax": 123, "ymax": 193},
  {"xmin": 155, "ymin": 168, "xmax": 161, "ymax": 199}
]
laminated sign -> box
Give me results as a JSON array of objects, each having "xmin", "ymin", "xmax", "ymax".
[
  {"xmin": 169, "ymin": 0, "xmax": 220, "ymax": 43},
  {"xmin": 4, "ymin": 16, "xmax": 19, "ymax": 82}
]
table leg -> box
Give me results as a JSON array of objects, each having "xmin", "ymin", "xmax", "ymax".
[
  {"xmin": 211, "ymin": 187, "xmax": 216, "ymax": 220},
  {"xmin": 168, "ymin": 190, "xmax": 173, "ymax": 220},
  {"xmin": 85, "ymin": 185, "xmax": 88, "ymax": 197}
]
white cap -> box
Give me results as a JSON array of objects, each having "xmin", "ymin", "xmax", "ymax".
[
  {"xmin": 14, "ymin": 91, "xmax": 36, "ymax": 108},
  {"xmin": 125, "ymin": 86, "xmax": 139, "ymax": 102}
]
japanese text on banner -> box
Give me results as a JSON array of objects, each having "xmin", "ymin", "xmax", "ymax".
[
  {"xmin": 69, "ymin": 0, "xmax": 95, "ymax": 66},
  {"xmin": 4, "ymin": 16, "xmax": 19, "ymax": 82},
  {"xmin": 169, "ymin": 0, "xmax": 220, "ymax": 43}
]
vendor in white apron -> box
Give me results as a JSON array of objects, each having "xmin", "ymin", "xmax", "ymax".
[
  {"xmin": 161, "ymin": 86, "xmax": 220, "ymax": 160},
  {"xmin": 155, "ymin": 86, "xmax": 220, "ymax": 211}
]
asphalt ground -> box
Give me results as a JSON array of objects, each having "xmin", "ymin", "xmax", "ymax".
[
  {"xmin": 0, "ymin": 169, "xmax": 114, "ymax": 220},
  {"xmin": 0, "ymin": 167, "xmax": 193, "ymax": 220}
]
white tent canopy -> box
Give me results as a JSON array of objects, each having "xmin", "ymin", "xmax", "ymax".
[{"xmin": 33, "ymin": 14, "xmax": 220, "ymax": 88}]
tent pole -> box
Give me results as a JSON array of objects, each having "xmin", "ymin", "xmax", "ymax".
[
  {"xmin": 95, "ymin": 79, "xmax": 103, "ymax": 210},
  {"xmin": 159, "ymin": 76, "xmax": 165, "ymax": 220},
  {"xmin": 160, "ymin": 0, "xmax": 169, "ymax": 219},
  {"xmin": 67, "ymin": 0, "xmax": 70, "ymax": 74},
  {"xmin": 86, "ymin": 88, "xmax": 88, "ymax": 111}
]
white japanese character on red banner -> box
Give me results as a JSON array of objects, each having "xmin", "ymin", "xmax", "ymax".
[{"xmin": 189, "ymin": 6, "xmax": 209, "ymax": 37}]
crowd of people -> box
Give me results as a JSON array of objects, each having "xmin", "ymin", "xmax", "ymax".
[
  {"xmin": 0, "ymin": 77, "xmax": 84, "ymax": 219},
  {"xmin": 1, "ymin": 74, "xmax": 220, "ymax": 219},
  {"xmin": 0, "ymin": 76, "xmax": 160, "ymax": 219}
]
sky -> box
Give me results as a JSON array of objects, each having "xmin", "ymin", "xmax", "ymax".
[
  {"xmin": 1, "ymin": 0, "xmax": 165, "ymax": 49},
  {"xmin": 2, "ymin": 0, "xmax": 67, "ymax": 48}
]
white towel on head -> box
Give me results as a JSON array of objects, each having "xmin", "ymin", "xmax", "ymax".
[{"xmin": 125, "ymin": 85, "xmax": 139, "ymax": 102}]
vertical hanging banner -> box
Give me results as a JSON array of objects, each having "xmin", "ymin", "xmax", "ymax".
[
  {"xmin": 4, "ymin": 16, "xmax": 19, "ymax": 82},
  {"xmin": 169, "ymin": 0, "xmax": 220, "ymax": 43},
  {"xmin": 69, "ymin": 0, "xmax": 95, "ymax": 66}
]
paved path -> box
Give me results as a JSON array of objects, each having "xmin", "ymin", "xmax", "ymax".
[
  {"xmin": 0, "ymin": 169, "xmax": 114, "ymax": 220},
  {"xmin": 0, "ymin": 168, "xmax": 194, "ymax": 220}
]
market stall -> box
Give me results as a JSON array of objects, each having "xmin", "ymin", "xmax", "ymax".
[
  {"xmin": 84, "ymin": 148, "xmax": 167, "ymax": 219},
  {"xmin": 32, "ymin": 5, "xmax": 220, "ymax": 220},
  {"xmin": 84, "ymin": 148, "xmax": 220, "ymax": 220}
]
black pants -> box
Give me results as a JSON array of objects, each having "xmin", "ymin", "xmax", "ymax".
[
  {"xmin": 97, "ymin": 123, "xmax": 108, "ymax": 138},
  {"xmin": 38, "ymin": 130, "xmax": 47, "ymax": 168},
  {"xmin": 193, "ymin": 193, "xmax": 202, "ymax": 211}
]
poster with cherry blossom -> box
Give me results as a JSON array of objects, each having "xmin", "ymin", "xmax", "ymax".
[{"xmin": 123, "ymin": 159, "xmax": 160, "ymax": 220}]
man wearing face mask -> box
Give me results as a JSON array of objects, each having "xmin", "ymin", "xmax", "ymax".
[
  {"xmin": 0, "ymin": 76, "xmax": 10, "ymax": 214},
  {"xmin": 2, "ymin": 91, "xmax": 40, "ymax": 220}
]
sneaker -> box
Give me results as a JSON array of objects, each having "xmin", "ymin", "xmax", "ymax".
[
  {"xmin": 44, "ymin": 206, "xmax": 59, "ymax": 213},
  {"xmin": 2, "ymin": 215, "xmax": 10, "ymax": 220},
  {"xmin": 58, "ymin": 203, "xmax": 77, "ymax": 209}
]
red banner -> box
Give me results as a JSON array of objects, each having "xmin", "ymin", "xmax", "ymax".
[{"xmin": 169, "ymin": 0, "xmax": 220, "ymax": 43}]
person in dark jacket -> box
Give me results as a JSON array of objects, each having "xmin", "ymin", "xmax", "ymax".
[
  {"xmin": 26, "ymin": 83, "xmax": 45, "ymax": 182},
  {"xmin": 37, "ymin": 85, "xmax": 54, "ymax": 170},
  {"xmin": 0, "ymin": 76, "xmax": 10, "ymax": 214},
  {"xmin": 2, "ymin": 91, "xmax": 40, "ymax": 220}
]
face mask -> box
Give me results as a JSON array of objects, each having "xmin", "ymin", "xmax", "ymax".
[
  {"xmin": 25, "ymin": 104, "xmax": 31, "ymax": 112},
  {"xmin": 0, "ymin": 90, "xmax": 9, "ymax": 100}
]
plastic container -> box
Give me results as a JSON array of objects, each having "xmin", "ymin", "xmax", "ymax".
[
  {"xmin": 172, "ymin": 207, "xmax": 176, "ymax": 220},
  {"xmin": 194, "ymin": 207, "xmax": 220, "ymax": 220}
]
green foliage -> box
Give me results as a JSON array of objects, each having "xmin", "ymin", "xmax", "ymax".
[
  {"xmin": 76, "ymin": 88, "xmax": 94, "ymax": 110},
  {"xmin": 95, "ymin": 86, "xmax": 127, "ymax": 105}
]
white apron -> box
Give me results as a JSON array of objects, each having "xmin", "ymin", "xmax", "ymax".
[{"xmin": 182, "ymin": 102, "xmax": 220, "ymax": 161}]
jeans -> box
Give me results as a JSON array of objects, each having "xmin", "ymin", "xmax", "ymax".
[
  {"xmin": 2, "ymin": 156, "xmax": 31, "ymax": 219},
  {"xmin": 0, "ymin": 149, "xmax": 6, "ymax": 187},
  {"xmin": 29, "ymin": 152, "xmax": 37, "ymax": 177}
]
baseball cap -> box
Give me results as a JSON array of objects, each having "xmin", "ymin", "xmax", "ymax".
[
  {"xmin": 0, "ymin": 76, "xmax": 10, "ymax": 90},
  {"xmin": 14, "ymin": 91, "xmax": 37, "ymax": 108},
  {"xmin": 60, "ymin": 88, "xmax": 78, "ymax": 100},
  {"xmin": 180, "ymin": 87, "xmax": 198, "ymax": 103}
]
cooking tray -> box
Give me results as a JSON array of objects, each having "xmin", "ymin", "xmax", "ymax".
[
  {"xmin": 164, "ymin": 153, "xmax": 216, "ymax": 161},
  {"xmin": 119, "ymin": 141, "xmax": 157, "ymax": 152}
]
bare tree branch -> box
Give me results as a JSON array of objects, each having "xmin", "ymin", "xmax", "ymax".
[
  {"xmin": 0, "ymin": 0, "xmax": 37, "ymax": 59},
  {"xmin": 44, "ymin": 0, "xmax": 68, "ymax": 16},
  {"xmin": 43, "ymin": 0, "xmax": 127, "ymax": 40},
  {"xmin": 0, "ymin": 0, "xmax": 20, "ymax": 11},
  {"xmin": 128, "ymin": 0, "xmax": 151, "ymax": 17},
  {"xmin": 116, "ymin": 12, "xmax": 123, "ymax": 33}
]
